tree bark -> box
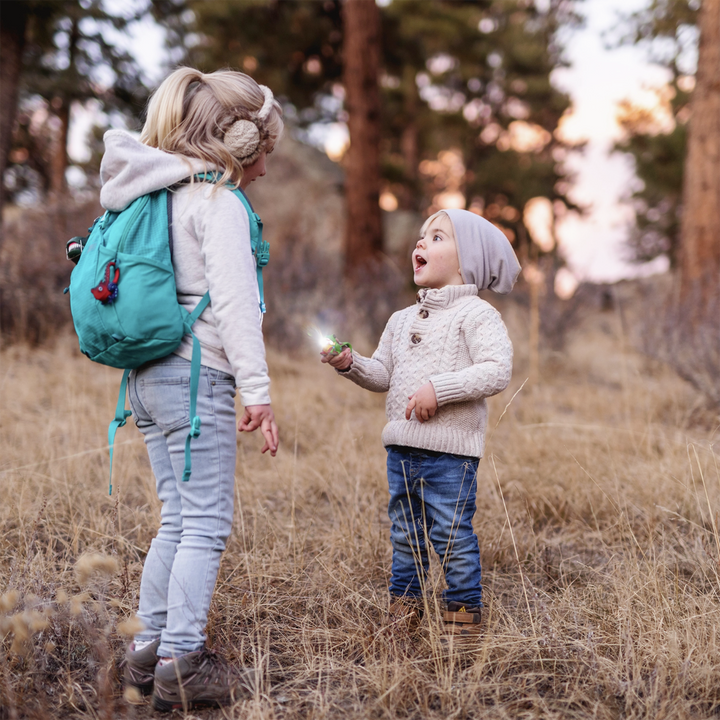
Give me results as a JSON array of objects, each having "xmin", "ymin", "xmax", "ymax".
[
  {"xmin": 678, "ymin": 0, "xmax": 720, "ymax": 302},
  {"xmin": 397, "ymin": 63, "xmax": 419, "ymax": 210},
  {"xmin": 342, "ymin": 0, "xmax": 383, "ymax": 278},
  {"xmin": 0, "ymin": 3, "xmax": 29, "ymax": 224},
  {"xmin": 50, "ymin": 100, "xmax": 70, "ymax": 196},
  {"xmin": 50, "ymin": 15, "xmax": 80, "ymax": 198}
]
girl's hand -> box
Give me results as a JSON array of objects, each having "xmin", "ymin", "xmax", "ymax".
[
  {"xmin": 406, "ymin": 382, "xmax": 438, "ymax": 423},
  {"xmin": 238, "ymin": 404, "xmax": 279, "ymax": 456},
  {"xmin": 321, "ymin": 347, "xmax": 353, "ymax": 371}
]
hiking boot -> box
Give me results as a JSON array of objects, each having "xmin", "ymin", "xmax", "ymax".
[
  {"xmin": 152, "ymin": 647, "xmax": 255, "ymax": 712},
  {"xmin": 441, "ymin": 601, "xmax": 483, "ymax": 637},
  {"xmin": 123, "ymin": 639, "xmax": 160, "ymax": 696}
]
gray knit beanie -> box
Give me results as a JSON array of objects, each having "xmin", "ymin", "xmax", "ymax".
[{"xmin": 443, "ymin": 209, "xmax": 521, "ymax": 294}]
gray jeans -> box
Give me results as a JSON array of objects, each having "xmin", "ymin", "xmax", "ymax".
[{"xmin": 128, "ymin": 354, "xmax": 237, "ymax": 657}]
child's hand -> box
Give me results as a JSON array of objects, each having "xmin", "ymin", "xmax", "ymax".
[
  {"xmin": 321, "ymin": 347, "xmax": 353, "ymax": 371},
  {"xmin": 238, "ymin": 404, "xmax": 279, "ymax": 456},
  {"xmin": 406, "ymin": 382, "xmax": 438, "ymax": 423}
]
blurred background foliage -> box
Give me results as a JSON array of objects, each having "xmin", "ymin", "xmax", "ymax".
[
  {"xmin": 613, "ymin": 0, "xmax": 699, "ymax": 269},
  {"xmin": 3, "ymin": 0, "xmax": 580, "ymax": 264},
  {"xmin": 1, "ymin": 0, "xmax": 152, "ymax": 203},
  {"xmin": 0, "ymin": 0, "xmax": 707, "ymax": 272},
  {"xmin": 180, "ymin": 0, "xmax": 580, "ymax": 266},
  {"xmin": 1, "ymin": 0, "xmax": 717, "ymax": 402}
]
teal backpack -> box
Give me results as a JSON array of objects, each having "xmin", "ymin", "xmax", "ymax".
[{"xmin": 67, "ymin": 175, "xmax": 268, "ymax": 493}]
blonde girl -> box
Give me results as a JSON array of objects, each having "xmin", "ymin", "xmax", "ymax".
[{"xmin": 98, "ymin": 67, "xmax": 282, "ymax": 711}]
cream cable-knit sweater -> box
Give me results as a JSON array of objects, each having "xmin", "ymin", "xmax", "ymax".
[{"xmin": 340, "ymin": 285, "xmax": 513, "ymax": 458}]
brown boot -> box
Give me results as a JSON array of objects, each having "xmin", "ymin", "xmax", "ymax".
[
  {"xmin": 123, "ymin": 639, "xmax": 160, "ymax": 696},
  {"xmin": 152, "ymin": 647, "xmax": 255, "ymax": 712},
  {"xmin": 442, "ymin": 601, "xmax": 483, "ymax": 637}
]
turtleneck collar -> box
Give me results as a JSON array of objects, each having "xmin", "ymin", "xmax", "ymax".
[{"xmin": 415, "ymin": 284, "xmax": 479, "ymax": 309}]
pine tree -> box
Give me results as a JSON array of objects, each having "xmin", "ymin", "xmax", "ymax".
[
  {"xmin": 179, "ymin": 0, "xmax": 344, "ymax": 119},
  {"xmin": 678, "ymin": 0, "xmax": 720, "ymax": 300},
  {"xmin": 343, "ymin": 0, "xmax": 383, "ymax": 276},
  {"xmin": 614, "ymin": 0, "xmax": 698, "ymax": 268},
  {"xmin": 4, "ymin": 1, "xmax": 148, "ymax": 202},
  {"xmin": 381, "ymin": 0, "xmax": 578, "ymax": 262},
  {"xmin": 614, "ymin": 90, "xmax": 688, "ymax": 268},
  {"xmin": 618, "ymin": 0, "xmax": 720, "ymax": 301},
  {"xmin": 177, "ymin": 0, "xmax": 578, "ymax": 272},
  {"xmin": 0, "ymin": 3, "xmax": 29, "ymax": 222}
]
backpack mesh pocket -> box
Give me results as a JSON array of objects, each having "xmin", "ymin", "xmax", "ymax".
[{"xmin": 117, "ymin": 191, "xmax": 172, "ymax": 266}]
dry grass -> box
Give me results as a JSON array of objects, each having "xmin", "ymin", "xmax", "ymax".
[{"xmin": 1, "ymin": 303, "xmax": 720, "ymax": 720}]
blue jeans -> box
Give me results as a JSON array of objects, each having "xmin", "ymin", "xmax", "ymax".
[
  {"xmin": 127, "ymin": 354, "xmax": 237, "ymax": 657},
  {"xmin": 386, "ymin": 446, "xmax": 482, "ymax": 607}
]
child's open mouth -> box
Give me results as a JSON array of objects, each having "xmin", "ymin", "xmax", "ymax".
[{"xmin": 414, "ymin": 254, "xmax": 427, "ymax": 272}]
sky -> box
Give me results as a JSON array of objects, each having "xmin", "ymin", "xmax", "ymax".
[
  {"xmin": 70, "ymin": 0, "xmax": 684, "ymax": 285},
  {"xmin": 551, "ymin": 0, "xmax": 677, "ymax": 283}
]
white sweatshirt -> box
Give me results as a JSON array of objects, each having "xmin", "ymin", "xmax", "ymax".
[{"xmin": 99, "ymin": 130, "xmax": 270, "ymax": 406}]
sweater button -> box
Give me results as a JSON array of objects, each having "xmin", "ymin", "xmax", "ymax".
[
  {"xmin": 411, "ymin": 333, "xmax": 421, "ymax": 344},
  {"xmin": 418, "ymin": 309, "xmax": 429, "ymax": 319}
]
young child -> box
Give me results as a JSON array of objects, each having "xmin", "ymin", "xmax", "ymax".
[
  {"xmin": 322, "ymin": 209, "xmax": 520, "ymax": 635},
  {"xmin": 103, "ymin": 68, "xmax": 282, "ymax": 711}
]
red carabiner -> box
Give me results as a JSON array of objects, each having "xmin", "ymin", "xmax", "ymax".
[{"xmin": 91, "ymin": 261, "xmax": 120, "ymax": 304}]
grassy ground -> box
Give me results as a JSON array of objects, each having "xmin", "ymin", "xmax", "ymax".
[{"xmin": 1, "ymin": 303, "xmax": 719, "ymax": 719}]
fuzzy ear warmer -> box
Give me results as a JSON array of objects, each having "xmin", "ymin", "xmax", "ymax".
[
  {"xmin": 443, "ymin": 209, "xmax": 521, "ymax": 294},
  {"xmin": 223, "ymin": 85, "xmax": 275, "ymax": 166}
]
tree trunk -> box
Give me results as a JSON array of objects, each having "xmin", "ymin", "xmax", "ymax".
[
  {"xmin": 50, "ymin": 100, "xmax": 70, "ymax": 196},
  {"xmin": 0, "ymin": 3, "xmax": 29, "ymax": 225},
  {"xmin": 397, "ymin": 64, "xmax": 419, "ymax": 211},
  {"xmin": 49, "ymin": 16, "xmax": 79, "ymax": 198},
  {"xmin": 678, "ymin": 0, "xmax": 720, "ymax": 303},
  {"xmin": 342, "ymin": 0, "xmax": 383, "ymax": 278}
]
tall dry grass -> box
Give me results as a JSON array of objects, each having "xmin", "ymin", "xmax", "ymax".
[{"xmin": 1, "ymin": 302, "xmax": 720, "ymax": 719}]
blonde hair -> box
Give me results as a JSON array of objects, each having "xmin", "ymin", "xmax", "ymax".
[
  {"xmin": 140, "ymin": 67, "xmax": 283, "ymax": 187},
  {"xmin": 419, "ymin": 211, "xmax": 455, "ymax": 241}
]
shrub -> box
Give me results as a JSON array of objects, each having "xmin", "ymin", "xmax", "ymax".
[
  {"xmin": 0, "ymin": 199, "xmax": 101, "ymax": 346},
  {"xmin": 627, "ymin": 276, "xmax": 720, "ymax": 409}
]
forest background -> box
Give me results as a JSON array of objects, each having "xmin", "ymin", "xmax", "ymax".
[{"xmin": 1, "ymin": 1, "xmax": 720, "ymax": 719}]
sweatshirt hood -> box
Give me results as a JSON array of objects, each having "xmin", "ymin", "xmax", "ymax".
[{"xmin": 99, "ymin": 129, "xmax": 212, "ymax": 211}]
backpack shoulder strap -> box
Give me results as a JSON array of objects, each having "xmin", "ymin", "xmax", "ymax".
[
  {"xmin": 166, "ymin": 188, "xmax": 174, "ymax": 259},
  {"xmin": 230, "ymin": 188, "xmax": 268, "ymax": 314},
  {"xmin": 181, "ymin": 313, "xmax": 208, "ymax": 483},
  {"xmin": 192, "ymin": 173, "xmax": 268, "ymax": 314},
  {"xmin": 107, "ymin": 369, "xmax": 132, "ymax": 495}
]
